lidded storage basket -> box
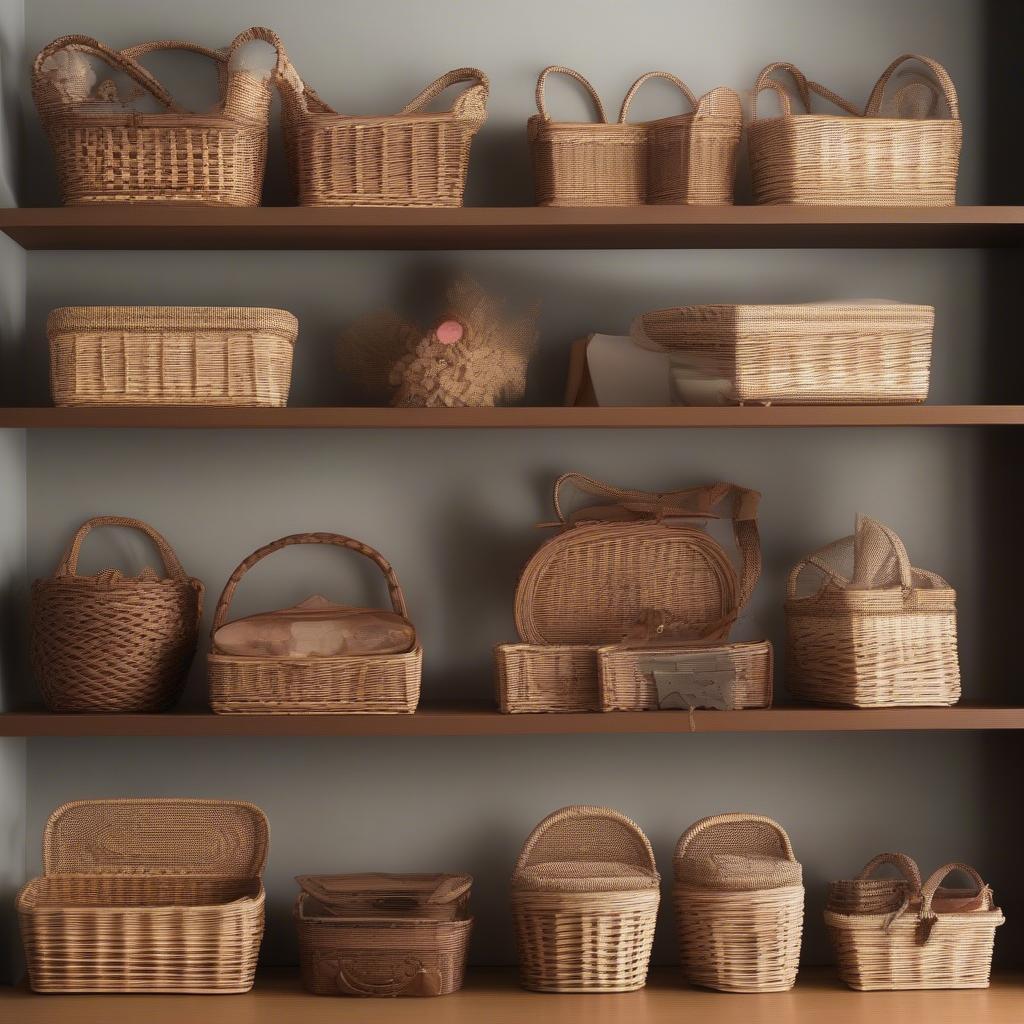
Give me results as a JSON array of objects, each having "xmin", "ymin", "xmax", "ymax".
[
  {"xmin": 31, "ymin": 515, "xmax": 204, "ymax": 713},
  {"xmin": 529, "ymin": 66, "xmax": 741, "ymax": 206},
  {"xmin": 748, "ymin": 54, "xmax": 962, "ymax": 206},
  {"xmin": 295, "ymin": 873, "xmax": 473, "ymax": 997},
  {"xmin": 674, "ymin": 813, "xmax": 804, "ymax": 992},
  {"xmin": 33, "ymin": 27, "xmax": 281, "ymax": 206},
  {"xmin": 511, "ymin": 805, "xmax": 660, "ymax": 992},
  {"xmin": 48, "ymin": 306, "xmax": 299, "ymax": 407},
  {"xmin": 786, "ymin": 515, "xmax": 960, "ymax": 707},
  {"xmin": 18, "ymin": 799, "xmax": 268, "ymax": 993}
]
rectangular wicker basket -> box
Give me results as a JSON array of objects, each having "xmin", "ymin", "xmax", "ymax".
[
  {"xmin": 495, "ymin": 644, "xmax": 600, "ymax": 713},
  {"xmin": 48, "ymin": 306, "xmax": 299, "ymax": 407},
  {"xmin": 18, "ymin": 799, "xmax": 268, "ymax": 994}
]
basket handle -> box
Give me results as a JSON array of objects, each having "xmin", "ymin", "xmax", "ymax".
[
  {"xmin": 865, "ymin": 53, "xmax": 959, "ymax": 120},
  {"xmin": 399, "ymin": 67, "xmax": 490, "ymax": 118},
  {"xmin": 919, "ymin": 862, "xmax": 993, "ymax": 940},
  {"xmin": 752, "ymin": 61, "xmax": 861, "ymax": 121},
  {"xmin": 210, "ymin": 533, "xmax": 409, "ymax": 635},
  {"xmin": 336, "ymin": 959, "xmax": 439, "ymax": 997},
  {"xmin": 119, "ymin": 40, "xmax": 227, "ymax": 64},
  {"xmin": 618, "ymin": 71, "xmax": 697, "ymax": 123},
  {"xmin": 55, "ymin": 515, "xmax": 189, "ymax": 582},
  {"xmin": 535, "ymin": 65, "xmax": 608, "ymax": 123},
  {"xmin": 673, "ymin": 812, "xmax": 796, "ymax": 863},
  {"xmin": 857, "ymin": 852, "xmax": 922, "ymax": 889}
]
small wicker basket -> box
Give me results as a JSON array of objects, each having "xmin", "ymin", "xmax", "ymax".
[
  {"xmin": 673, "ymin": 813, "xmax": 804, "ymax": 993},
  {"xmin": 495, "ymin": 644, "xmax": 600, "ymax": 713},
  {"xmin": 18, "ymin": 799, "xmax": 268, "ymax": 993},
  {"xmin": 33, "ymin": 28, "xmax": 280, "ymax": 206},
  {"xmin": 209, "ymin": 533, "xmax": 421, "ymax": 714},
  {"xmin": 31, "ymin": 515, "xmax": 204, "ymax": 713},
  {"xmin": 826, "ymin": 853, "xmax": 922, "ymax": 915},
  {"xmin": 512, "ymin": 805, "xmax": 659, "ymax": 993},
  {"xmin": 48, "ymin": 306, "xmax": 299, "ymax": 407},
  {"xmin": 749, "ymin": 54, "xmax": 962, "ymax": 206}
]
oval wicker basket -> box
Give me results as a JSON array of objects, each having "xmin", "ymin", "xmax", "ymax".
[
  {"xmin": 208, "ymin": 533, "xmax": 421, "ymax": 714},
  {"xmin": 33, "ymin": 27, "xmax": 280, "ymax": 206},
  {"xmin": 31, "ymin": 516, "xmax": 204, "ymax": 713}
]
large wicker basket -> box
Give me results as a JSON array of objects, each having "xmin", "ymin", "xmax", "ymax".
[
  {"xmin": 208, "ymin": 533, "xmax": 421, "ymax": 714},
  {"xmin": 634, "ymin": 302, "xmax": 934, "ymax": 406},
  {"xmin": 48, "ymin": 306, "xmax": 299, "ymax": 407},
  {"xmin": 511, "ymin": 805, "xmax": 659, "ymax": 993},
  {"xmin": 529, "ymin": 66, "xmax": 740, "ymax": 207},
  {"xmin": 673, "ymin": 813, "xmax": 804, "ymax": 993},
  {"xmin": 31, "ymin": 515, "xmax": 204, "ymax": 713},
  {"xmin": 276, "ymin": 57, "xmax": 488, "ymax": 207},
  {"xmin": 826, "ymin": 861, "xmax": 1004, "ymax": 990},
  {"xmin": 18, "ymin": 799, "xmax": 268, "ymax": 993},
  {"xmin": 786, "ymin": 515, "xmax": 960, "ymax": 707},
  {"xmin": 748, "ymin": 54, "xmax": 962, "ymax": 206},
  {"xmin": 33, "ymin": 28, "xmax": 280, "ymax": 206}
]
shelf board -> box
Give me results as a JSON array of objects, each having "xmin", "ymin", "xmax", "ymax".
[
  {"xmin": 3, "ymin": 968, "xmax": 1023, "ymax": 1023},
  {"xmin": 0, "ymin": 405, "xmax": 1021, "ymax": 429},
  {"xmin": 3, "ymin": 206, "xmax": 1024, "ymax": 250},
  {"xmin": 3, "ymin": 702, "xmax": 1022, "ymax": 737}
]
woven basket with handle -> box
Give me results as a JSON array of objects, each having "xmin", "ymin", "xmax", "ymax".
[
  {"xmin": 208, "ymin": 533, "xmax": 421, "ymax": 714},
  {"xmin": 33, "ymin": 27, "xmax": 280, "ymax": 206},
  {"xmin": 826, "ymin": 852, "xmax": 923, "ymax": 915},
  {"xmin": 748, "ymin": 54, "xmax": 962, "ymax": 206},
  {"xmin": 18, "ymin": 799, "xmax": 268, "ymax": 993},
  {"xmin": 31, "ymin": 515, "xmax": 203, "ymax": 713}
]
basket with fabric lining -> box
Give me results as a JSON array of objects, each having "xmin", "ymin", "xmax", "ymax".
[
  {"xmin": 18, "ymin": 799, "xmax": 268, "ymax": 993},
  {"xmin": 48, "ymin": 306, "xmax": 298, "ymax": 407},
  {"xmin": 33, "ymin": 27, "xmax": 280, "ymax": 206},
  {"xmin": 296, "ymin": 873, "xmax": 471, "ymax": 921},
  {"xmin": 673, "ymin": 813, "xmax": 804, "ymax": 992},
  {"xmin": 511, "ymin": 805, "xmax": 659, "ymax": 993},
  {"xmin": 748, "ymin": 54, "xmax": 961, "ymax": 206}
]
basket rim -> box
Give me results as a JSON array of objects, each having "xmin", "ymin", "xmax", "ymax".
[
  {"xmin": 208, "ymin": 643, "xmax": 424, "ymax": 667},
  {"xmin": 47, "ymin": 306, "xmax": 299, "ymax": 337},
  {"xmin": 295, "ymin": 892, "xmax": 474, "ymax": 928},
  {"xmin": 823, "ymin": 906, "xmax": 1005, "ymax": 928},
  {"xmin": 750, "ymin": 112, "xmax": 962, "ymax": 127},
  {"xmin": 17, "ymin": 875, "xmax": 265, "ymax": 912}
]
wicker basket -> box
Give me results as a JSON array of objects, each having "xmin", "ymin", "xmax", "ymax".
[
  {"xmin": 749, "ymin": 54, "xmax": 962, "ymax": 206},
  {"xmin": 208, "ymin": 533, "xmax": 421, "ymax": 714},
  {"xmin": 511, "ymin": 805, "xmax": 659, "ymax": 993},
  {"xmin": 48, "ymin": 306, "xmax": 299, "ymax": 407},
  {"xmin": 826, "ymin": 862, "xmax": 1004, "ymax": 990},
  {"xmin": 673, "ymin": 813, "xmax": 804, "ymax": 993},
  {"xmin": 276, "ymin": 57, "xmax": 488, "ymax": 208},
  {"xmin": 18, "ymin": 799, "xmax": 268, "ymax": 993},
  {"xmin": 529, "ymin": 66, "xmax": 740, "ymax": 207},
  {"xmin": 33, "ymin": 28, "xmax": 280, "ymax": 206},
  {"xmin": 31, "ymin": 515, "xmax": 203, "ymax": 713},
  {"xmin": 634, "ymin": 302, "xmax": 934, "ymax": 406},
  {"xmin": 826, "ymin": 853, "xmax": 923, "ymax": 915},
  {"xmin": 786, "ymin": 515, "xmax": 960, "ymax": 707},
  {"xmin": 495, "ymin": 644, "xmax": 600, "ymax": 713},
  {"xmin": 296, "ymin": 873, "xmax": 471, "ymax": 920}
]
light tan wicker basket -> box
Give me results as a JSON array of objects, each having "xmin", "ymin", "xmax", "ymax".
[
  {"xmin": 208, "ymin": 533, "xmax": 421, "ymax": 714},
  {"xmin": 826, "ymin": 862, "xmax": 1004, "ymax": 991},
  {"xmin": 674, "ymin": 813, "xmax": 804, "ymax": 993},
  {"xmin": 18, "ymin": 799, "xmax": 268, "ymax": 993},
  {"xmin": 634, "ymin": 302, "xmax": 934, "ymax": 406},
  {"xmin": 33, "ymin": 28, "xmax": 280, "ymax": 206},
  {"xmin": 529, "ymin": 66, "xmax": 740, "ymax": 207},
  {"xmin": 749, "ymin": 54, "xmax": 962, "ymax": 206},
  {"xmin": 511, "ymin": 805, "xmax": 659, "ymax": 993},
  {"xmin": 786, "ymin": 515, "xmax": 960, "ymax": 707},
  {"xmin": 48, "ymin": 306, "xmax": 298, "ymax": 407},
  {"xmin": 826, "ymin": 853, "xmax": 923, "ymax": 915},
  {"xmin": 276, "ymin": 57, "xmax": 488, "ymax": 207}
]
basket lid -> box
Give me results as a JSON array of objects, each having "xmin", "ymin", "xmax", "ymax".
[
  {"xmin": 43, "ymin": 799, "xmax": 269, "ymax": 879},
  {"xmin": 295, "ymin": 872, "xmax": 472, "ymax": 911},
  {"xmin": 47, "ymin": 306, "xmax": 299, "ymax": 339}
]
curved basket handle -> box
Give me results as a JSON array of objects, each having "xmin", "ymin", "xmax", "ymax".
[
  {"xmin": 865, "ymin": 53, "xmax": 959, "ymax": 120},
  {"xmin": 119, "ymin": 40, "xmax": 227, "ymax": 64},
  {"xmin": 752, "ymin": 61, "xmax": 861, "ymax": 121},
  {"xmin": 535, "ymin": 65, "xmax": 608, "ymax": 123},
  {"xmin": 226, "ymin": 25, "xmax": 287, "ymax": 77},
  {"xmin": 336, "ymin": 958, "xmax": 439, "ymax": 997},
  {"xmin": 674, "ymin": 812, "xmax": 796, "ymax": 863},
  {"xmin": 857, "ymin": 852, "xmax": 922, "ymax": 889},
  {"xmin": 400, "ymin": 67, "xmax": 489, "ymax": 118},
  {"xmin": 618, "ymin": 71, "xmax": 697, "ymax": 123},
  {"xmin": 920, "ymin": 862, "xmax": 992, "ymax": 917},
  {"xmin": 55, "ymin": 515, "xmax": 189, "ymax": 582},
  {"xmin": 210, "ymin": 533, "xmax": 409, "ymax": 635}
]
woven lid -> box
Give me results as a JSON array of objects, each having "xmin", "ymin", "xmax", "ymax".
[
  {"xmin": 296, "ymin": 873, "xmax": 472, "ymax": 913},
  {"xmin": 514, "ymin": 860, "xmax": 659, "ymax": 893},
  {"xmin": 43, "ymin": 799, "xmax": 269, "ymax": 879},
  {"xmin": 47, "ymin": 306, "xmax": 299, "ymax": 339},
  {"xmin": 675, "ymin": 852, "xmax": 802, "ymax": 891}
]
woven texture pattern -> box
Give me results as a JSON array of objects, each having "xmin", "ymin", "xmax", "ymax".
[
  {"xmin": 511, "ymin": 806, "xmax": 659, "ymax": 993},
  {"xmin": 635, "ymin": 303, "xmax": 934, "ymax": 406},
  {"xmin": 18, "ymin": 799, "xmax": 267, "ymax": 993},
  {"xmin": 33, "ymin": 28, "xmax": 279, "ymax": 206},
  {"xmin": 296, "ymin": 874, "xmax": 471, "ymax": 921},
  {"xmin": 786, "ymin": 515, "xmax": 960, "ymax": 707},
  {"xmin": 826, "ymin": 853, "xmax": 922, "ymax": 915},
  {"xmin": 48, "ymin": 306, "xmax": 298, "ymax": 407},
  {"xmin": 748, "ymin": 54, "xmax": 961, "ymax": 206},
  {"xmin": 495, "ymin": 644, "xmax": 599, "ymax": 713},
  {"xmin": 529, "ymin": 67, "xmax": 740, "ymax": 207},
  {"xmin": 208, "ymin": 533, "xmax": 420, "ymax": 714},
  {"xmin": 31, "ymin": 516, "xmax": 203, "ymax": 713}
]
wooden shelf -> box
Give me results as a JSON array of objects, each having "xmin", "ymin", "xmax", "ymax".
[
  {"xmin": 3, "ymin": 702, "xmax": 1023, "ymax": 737},
  {"xmin": 3, "ymin": 206, "xmax": 1024, "ymax": 250}
]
